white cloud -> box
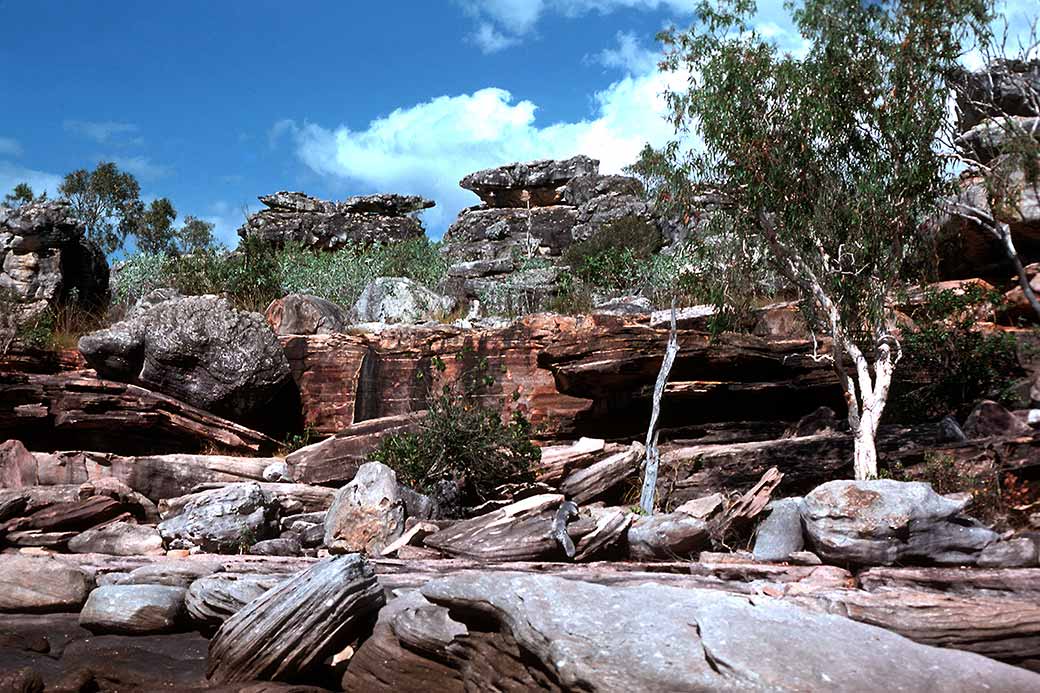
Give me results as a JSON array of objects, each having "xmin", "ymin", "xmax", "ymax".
[
  {"xmin": 282, "ymin": 45, "xmax": 687, "ymax": 236},
  {"xmin": 64, "ymin": 120, "xmax": 141, "ymax": 145},
  {"xmin": 0, "ymin": 138, "xmax": 23, "ymax": 158},
  {"xmin": 472, "ymin": 22, "xmax": 521, "ymax": 53},
  {"xmin": 593, "ymin": 30, "xmax": 659, "ymax": 73},
  {"xmin": 109, "ymin": 155, "xmax": 172, "ymax": 181}
]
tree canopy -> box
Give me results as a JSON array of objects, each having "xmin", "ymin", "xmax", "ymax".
[
  {"xmin": 58, "ymin": 162, "xmax": 144, "ymax": 255},
  {"xmin": 634, "ymin": 0, "xmax": 992, "ymax": 478}
]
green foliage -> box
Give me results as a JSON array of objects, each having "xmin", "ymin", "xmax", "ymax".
[
  {"xmin": 136, "ymin": 198, "xmax": 178, "ymax": 255},
  {"xmin": 890, "ymin": 285, "xmax": 1020, "ymax": 421},
  {"xmin": 633, "ymin": 0, "xmax": 992, "ymax": 344},
  {"xmin": 112, "ymin": 237, "xmax": 448, "ymax": 314},
  {"xmin": 562, "ymin": 216, "xmax": 664, "ymax": 291},
  {"xmin": 59, "ymin": 162, "xmax": 144, "ymax": 255},
  {"xmin": 175, "ymin": 216, "xmax": 216, "ymax": 255},
  {"xmin": 3, "ymin": 182, "xmax": 45, "ymax": 207},
  {"xmin": 369, "ymin": 352, "xmax": 538, "ymax": 506}
]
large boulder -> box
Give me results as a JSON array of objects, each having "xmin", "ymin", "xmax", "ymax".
[
  {"xmin": 352, "ymin": 572, "xmax": 1040, "ymax": 692},
  {"xmin": 185, "ymin": 573, "xmax": 289, "ymax": 628},
  {"xmin": 324, "ymin": 461, "xmax": 406, "ymax": 554},
  {"xmin": 801, "ymin": 479, "xmax": 999, "ymax": 566},
  {"xmin": 265, "ymin": 293, "xmax": 347, "ymax": 335},
  {"xmin": 157, "ymin": 482, "xmax": 275, "ymax": 553},
  {"xmin": 351, "ymin": 277, "xmax": 456, "ymax": 324},
  {"xmin": 238, "ymin": 191, "xmax": 432, "ymax": 250},
  {"xmin": 0, "ymin": 556, "xmax": 93, "ymax": 613},
  {"xmin": 78, "ymin": 292, "xmax": 291, "ymax": 421},
  {"xmin": 954, "ymin": 59, "xmax": 1040, "ymax": 131},
  {"xmin": 79, "ymin": 585, "xmax": 186, "ymax": 635},
  {"xmin": 67, "ymin": 521, "xmax": 164, "ymax": 555}
]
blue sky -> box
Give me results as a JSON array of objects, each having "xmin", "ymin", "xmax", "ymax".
[{"xmin": 0, "ymin": 0, "xmax": 1034, "ymax": 246}]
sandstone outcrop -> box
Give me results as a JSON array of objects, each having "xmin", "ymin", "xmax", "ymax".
[
  {"xmin": 238, "ymin": 191, "xmax": 432, "ymax": 250},
  {"xmin": 0, "ymin": 201, "xmax": 108, "ymax": 345},
  {"xmin": 441, "ymin": 156, "xmax": 661, "ymax": 306},
  {"xmin": 78, "ymin": 292, "xmax": 292, "ymax": 423},
  {"xmin": 264, "ymin": 293, "xmax": 347, "ymax": 335}
]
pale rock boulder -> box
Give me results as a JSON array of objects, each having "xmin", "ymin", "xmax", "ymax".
[{"xmin": 324, "ymin": 461, "xmax": 406, "ymax": 554}]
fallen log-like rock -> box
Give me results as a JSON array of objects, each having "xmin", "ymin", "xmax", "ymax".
[
  {"xmin": 27, "ymin": 451, "xmax": 276, "ymax": 501},
  {"xmin": 179, "ymin": 482, "xmax": 336, "ymax": 516},
  {"xmin": 559, "ymin": 442, "xmax": 643, "ymax": 504},
  {"xmin": 424, "ymin": 494, "xmax": 577, "ymax": 562},
  {"xmin": 207, "ymin": 554, "xmax": 385, "ymax": 683},
  {"xmin": 0, "ymin": 372, "xmax": 278, "ymax": 455},
  {"xmin": 535, "ymin": 437, "xmax": 609, "ymax": 484},
  {"xmin": 185, "ymin": 573, "xmax": 289, "ymax": 628},
  {"xmin": 79, "ymin": 584, "xmax": 187, "ymax": 635}
]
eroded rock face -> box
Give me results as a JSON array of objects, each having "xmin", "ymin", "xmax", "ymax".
[
  {"xmin": 265, "ymin": 293, "xmax": 347, "ymax": 335},
  {"xmin": 0, "ymin": 556, "xmax": 93, "ymax": 613},
  {"xmin": 351, "ymin": 277, "xmax": 456, "ymax": 324},
  {"xmin": 954, "ymin": 59, "xmax": 1040, "ymax": 131},
  {"xmin": 0, "ymin": 200, "xmax": 108, "ymax": 310},
  {"xmin": 460, "ymin": 156, "xmax": 600, "ymax": 207},
  {"xmin": 67, "ymin": 521, "xmax": 164, "ymax": 556},
  {"xmin": 801, "ymin": 480, "xmax": 999, "ymax": 566},
  {"xmin": 157, "ymin": 482, "xmax": 275, "ymax": 553},
  {"xmin": 360, "ymin": 572, "xmax": 1040, "ymax": 692},
  {"xmin": 78, "ymin": 292, "xmax": 291, "ymax": 422},
  {"xmin": 238, "ymin": 191, "xmax": 432, "ymax": 250}
]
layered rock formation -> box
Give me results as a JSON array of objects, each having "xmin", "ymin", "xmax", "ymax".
[
  {"xmin": 441, "ymin": 156, "xmax": 662, "ymax": 305},
  {"xmin": 0, "ymin": 201, "xmax": 108, "ymax": 345},
  {"xmin": 237, "ymin": 191, "xmax": 433, "ymax": 250}
]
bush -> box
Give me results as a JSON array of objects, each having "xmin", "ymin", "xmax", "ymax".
[
  {"xmin": 112, "ymin": 237, "xmax": 448, "ymax": 314},
  {"xmin": 890, "ymin": 285, "xmax": 1020, "ymax": 421},
  {"xmin": 368, "ymin": 353, "xmax": 538, "ymax": 507},
  {"xmin": 562, "ymin": 216, "xmax": 663, "ymax": 291}
]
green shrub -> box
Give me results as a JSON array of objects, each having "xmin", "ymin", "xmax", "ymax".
[
  {"xmin": 562, "ymin": 216, "xmax": 663, "ymax": 291},
  {"xmin": 369, "ymin": 353, "xmax": 538, "ymax": 507},
  {"xmin": 112, "ymin": 237, "xmax": 449, "ymax": 314},
  {"xmin": 890, "ymin": 285, "xmax": 1020, "ymax": 421}
]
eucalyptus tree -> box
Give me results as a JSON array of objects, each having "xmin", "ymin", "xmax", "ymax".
[
  {"xmin": 59, "ymin": 161, "xmax": 144, "ymax": 255},
  {"xmin": 634, "ymin": 0, "xmax": 991, "ymax": 479}
]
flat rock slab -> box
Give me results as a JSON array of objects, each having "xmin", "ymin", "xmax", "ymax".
[
  {"xmin": 67, "ymin": 521, "xmax": 164, "ymax": 556},
  {"xmin": 79, "ymin": 584, "xmax": 186, "ymax": 635},
  {"xmin": 0, "ymin": 556, "xmax": 93, "ymax": 613},
  {"xmin": 400, "ymin": 572, "xmax": 1040, "ymax": 692}
]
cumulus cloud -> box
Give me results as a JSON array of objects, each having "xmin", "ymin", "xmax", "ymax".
[
  {"xmin": 281, "ymin": 47, "xmax": 686, "ymax": 236},
  {"xmin": 109, "ymin": 155, "xmax": 172, "ymax": 181},
  {"xmin": 472, "ymin": 23, "xmax": 521, "ymax": 53},
  {"xmin": 593, "ymin": 30, "xmax": 660, "ymax": 73},
  {"xmin": 64, "ymin": 120, "xmax": 142, "ymax": 145}
]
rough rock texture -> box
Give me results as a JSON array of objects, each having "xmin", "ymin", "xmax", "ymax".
[
  {"xmin": 625, "ymin": 512, "xmax": 710, "ymax": 560},
  {"xmin": 0, "ymin": 438, "xmax": 36, "ymax": 488},
  {"xmin": 0, "ymin": 372, "xmax": 279, "ymax": 455},
  {"xmin": 954, "ymin": 59, "xmax": 1040, "ymax": 131},
  {"xmin": 801, "ymin": 480, "xmax": 999, "ymax": 566},
  {"xmin": 360, "ymin": 572, "xmax": 1040, "ymax": 692},
  {"xmin": 351, "ymin": 277, "xmax": 456, "ymax": 324},
  {"xmin": 185, "ymin": 573, "xmax": 288, "ymax": 628},
  {"xmin": 753, "ymin": 497, "xmax": 806, "ymax": 562},
  {"xmin": 78, "ymin": 292, "xmax": 291, "ymax": 422},
  {"xmin": 207, "ymin": 554, "xmax": 385, "ymax": 683},
  {"xmin": 238, "ymin": 191, "xmax": 432, "ymax": 250},
  {"xmin": 67, "ymin": 521, "xmax": 164, "ymax": 555},
  {"xmin": 442, "ymin": 157, "xmax": 661, "ymax": 308},
  {"xmin": 0, "ymin": 201, "xmax": 108, "ymax": 332},
  {"xmin": 0, "ymin": 556, "xmax": 93, "ymax": 613},
  {"xmin": 964, "ymin": 399, "xmax": 1033, "ymax": 438},
  {"xmin": 324, "ymin": 461, "xmax": 406, "ymax": 554},
  {"xmin": 78, "ymin": 585, "xmax": 186, "ymax": 635},
  {"xmin": 265, "ymin": 293, "xmax": 347, "ymax": 335},
  {"xmin": 157, "ymin": 482, "xmax": 275, "ymax": 553},
  {"xmin": 24, "ymin": 450, "xmax": 277, "ymax": 502},
  {"xmin": 279, "ymin": 313, "xmax": 840, "ymax": 439}
]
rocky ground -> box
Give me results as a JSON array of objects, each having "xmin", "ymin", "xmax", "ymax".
[{"xmin": 4, "ymin": 107, "xmax": 1040, "ymax": 688}]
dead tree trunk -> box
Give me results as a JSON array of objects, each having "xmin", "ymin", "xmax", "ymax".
[{"xmin": 639, "ymin": 303, "xmax": 679, "ymax": 513}]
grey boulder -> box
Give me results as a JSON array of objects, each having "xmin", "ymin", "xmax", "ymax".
[
  {"xmin": 351, "ymin": 277, "xmax": 455, "ymax": 324},
  {"xmin": 753, "ymin": 497, "xmax": 806, "ymax": 562},
  {"xmin": 157, "ymin": 482, "xmax": 275, "ymax": 553},
  {"xmin": 264, "ymin": 293, "xmax": 347, "ymax": 335},
  {"xmin": 963, "ymin": 400, "xmax": 1033, "ymax": 438},
  {"xmin": 625, "ymin": 512, "xmax": 709, "ymax": 560},
  {"xmin": 79, "ymin": 584, "xmax": 186, "ymax": 634},
  {"xmin": 325, "ymin": 461, "xmax": 406, "ymax": 554},
  {"xmin": 801, "ymin": 479, "xmax": 999, "ymax": 566},
  {"xmin": 185, "ymin": 572, "xmax": 288, "ymax": 628},
  {"xmin": 0, "ymin": 556, "xmax": 93, "ymax": 613},
  {"xmin": 67, "ymin": 521, "xmax": 164, "ymax": 556},
  {"xmin": 460, "ymin": 155, "xmax": 600, "ymax": 207},
  {"xmin": 78, "ymin": 292, "xmax": 291, "ymax": 422}
]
